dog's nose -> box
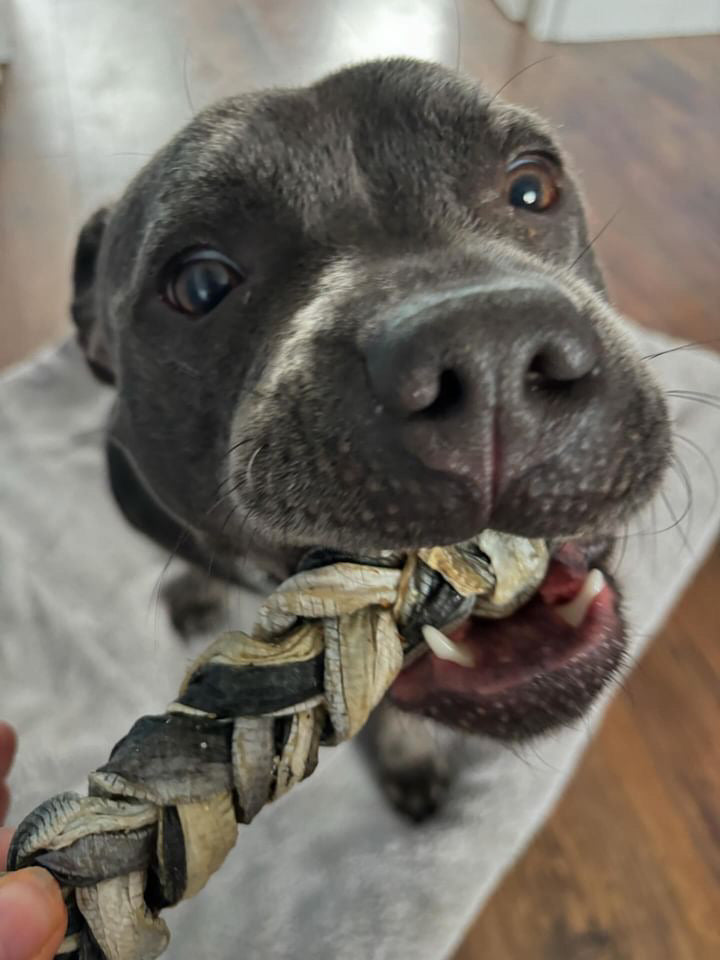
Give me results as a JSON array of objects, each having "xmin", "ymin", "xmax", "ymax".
[{"xmin": 364, "ymin": 277, "xmax": 602, "ymax": 479}]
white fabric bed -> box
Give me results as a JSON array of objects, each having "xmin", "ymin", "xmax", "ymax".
[{"xmin": 1, "ymin": 327, "xmax": 718, "ymax": 959}]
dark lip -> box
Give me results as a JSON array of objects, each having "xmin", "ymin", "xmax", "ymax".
[
  {"xmin": 393, "ymin": 575, "xmax": 616, "ymax": 697},
  {"xmin": 558, "ymin": 535, "xmax": 614, "ymax": 568},
  {"xmin": 388, "ymin": 615, "xmax": 626, "ymax": 741},
  {"xmin": 386, "ymin": 539, "xmax": 624, "ymax": 734}
]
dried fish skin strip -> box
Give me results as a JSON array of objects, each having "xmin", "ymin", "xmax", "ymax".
[
  {"xmin": 8, "ymin": 793, "xmax": 157, "ymax": 868},
  {"xmin": 230, "ymin": 717, "xmax": 275, "ymax": 824},
  {"xmin": 36, "ymin": 828, "xmax": 156, "ymax": 887},
  {"xmin": 76, "ymin": 871, "xmax": 170, "ymax": 960},
  {"xmin": 8, "ymin": 531, "xmax": 547, "ymax": 959},
  {"xmin": 95, "ymin": 715, "xmax": 234, "ymax": 804},
  {"xmin": 472, "ymin": 532, "xmax": 548, "ymax": 618}
]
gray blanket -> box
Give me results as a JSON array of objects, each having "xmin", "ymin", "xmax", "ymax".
[{"xmin": 1, "ymin": 328, "xmax": 719, "ymax": 960}]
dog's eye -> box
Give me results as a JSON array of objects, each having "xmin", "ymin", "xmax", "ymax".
[
  {"xmin": 162, "ymin": 249, "xmax": 244, "ymax": 316},
  {"xmin": 505, "ymin": 154, "xmax": 560, "ymax": 212}
]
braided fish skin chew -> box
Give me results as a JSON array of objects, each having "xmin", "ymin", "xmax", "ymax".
[{"xmin": 7, "ymin": 532, "xmax": 546, "ymax": 960}]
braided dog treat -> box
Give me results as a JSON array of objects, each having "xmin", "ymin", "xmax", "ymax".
[{"xmin": 7, "ymin": 532, "xmax": 547, "ymax": 960}]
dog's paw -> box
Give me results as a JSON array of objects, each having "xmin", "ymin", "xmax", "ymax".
[
  {"xmin": 169, "ymin": 598, "xmax": 226, "ymax": 638},
  {"xmin": 162, "ymin": 568, "xmax": 228, "ymax": 639},
  {"xmin": 359, "ymin": 698, "xmax": 464, "ymax": 822},
  {"xmin": 381, "ymin": 761, "xmax": 453, "ymax": 823}
]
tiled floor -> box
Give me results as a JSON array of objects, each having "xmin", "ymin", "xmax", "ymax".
[{"xmin": 1, "ymin": 2, "xmax": 718, "ymax": 957}]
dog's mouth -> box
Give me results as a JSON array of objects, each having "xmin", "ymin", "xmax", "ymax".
[{"xmin": 388, "ymin": 540, "xmax": 623, "ymax": 736}]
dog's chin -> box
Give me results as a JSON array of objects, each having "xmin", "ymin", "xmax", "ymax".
[{"xmin": 388, "ymin": 538, "xmax": 625, "ymax": 739}]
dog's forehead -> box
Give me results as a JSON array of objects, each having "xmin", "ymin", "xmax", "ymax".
[{"xmin": 131, "ymin": 60, "xmax": 558, "ymax": 248}]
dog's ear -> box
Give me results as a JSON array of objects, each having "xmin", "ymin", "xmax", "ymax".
[{"xmin": 71, "ymin": 207, "xmax": 115, "ymax": 385}]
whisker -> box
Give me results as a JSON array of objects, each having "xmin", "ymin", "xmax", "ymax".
[
  {"xmin": 649, "ymin": 499, "xmax": 659, "ymax": 576},
  {"xmin": 503, "ymin": 742, "xmax": 536, "ymax": 770},
  {"xmin": 642, "ymin": 338, "xmax": 720, "ymax": 361},
  {"xmin": 671, "ymin": 389, "xmax": 720, "ymax": 401},
  {"xmin": 660, "ymin": 488, "xmax": 693, "ymax": 557},
  {"xmin": 623, "ymin": 477, "xmax": 693, "ymax": 540},
  {"xmin": 672, "ymin": 432, "xmax": 719, "ymax": 516},
  {"xmin": 525, "ymin": 740, "xmax": 562, "ymax": 773},
  {"xmin": 611, "ymin": 521, "xmax": 630, "ymax": 575},
  {"xmin": 569, "ymin": 208, "xmax": 621, "ymax": 269},
  {"xmin": 108, "ymin": 152, "xmax": 153, "ymax": 159},
  {"xmin": 182, "ymin": 42, "xmax": 196, "ymax": 115},
  {"xmin": 221, "ymin": 437, "xmax": 256, "ymax": 461},
  {"xmin": 235, "ymin": 503, "xmax": 256, "ymax": 561},
  {"xmin": 204, "ymin": 439, "xmax": 260, "ymax": 516},
  {"xmin": 204, "ymin": 439, "xmax": 263, "ymax": 517},
  {"xmin": 666, "ymin": 390, "xmax": 720, "ymax": 411},
  {"xmin": 204, "ymin": 475, "xmax": 244, "ymax": 519},
  {"xmin": 207, "ymin": 439, "xmax": 260, "ymax": 508},
  {"xmin": 669, "ymin": 453, "xmax": 694, "ymax": 541},
  {"xmin": 147, "ymin": 528, "xmax": 192, "ymax": 630},
  {"xmin": 208, "ymin": 472, "xmax": 233, "ymax": 500},
  {"xmin": 220, "ymin": 501, "xmax": 239, "ymax": 536},
  {"xmin": 246, "ymin": 445, "xmax": 264, "ymax": 491},
  {"xmin": 618, "ymin": 681, "xmax": 637, "ymax": 709},
  {"xmin": 614, "ymin": 655, "xmax": 639, "ymax": 708},
  {"xmin": 488, "ymin": 56, "xmax": 555, "ymax": 105}
]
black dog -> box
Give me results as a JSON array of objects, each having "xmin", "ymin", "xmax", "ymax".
[{"xmin": 70, "ymin": 59, "xmax": 670, "ymax": 819}]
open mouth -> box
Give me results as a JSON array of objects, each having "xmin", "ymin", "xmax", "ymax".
[{"xmin": 389, "ymin": 541, "xmax": 624, "ymax": 736}]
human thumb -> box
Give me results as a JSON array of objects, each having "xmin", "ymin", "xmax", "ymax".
[{"xmin": 0, "ymin": 867, "xmax": 67, "ymax": 960}]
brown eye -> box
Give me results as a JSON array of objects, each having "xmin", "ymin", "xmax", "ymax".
[
  {"xmin": 505, "ymin": 154, "xmax": 560, "ymax": 212},
  {"xmin": 162, "ymin": 249, "xmax": 244, "ymax": 316}
]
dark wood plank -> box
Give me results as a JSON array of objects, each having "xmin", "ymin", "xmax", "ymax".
[{"xmin": 457, "ymin": 544, "xmax": 720, "ymax": 960}]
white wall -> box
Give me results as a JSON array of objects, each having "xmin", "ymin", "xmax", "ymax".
[
  {"xmin": 494, "ymin": 0, "xmax": 531, "ymax": 21},
  {"xmin": 494, "ymin": 0, "xmax": 720, "ymax": 41},
  {"xmin": 0, "ymin": 0, "xmax": 12, "ymax": 64}
]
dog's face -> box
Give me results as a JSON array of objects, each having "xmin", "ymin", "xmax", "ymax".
[{"xmin": 73, "ymin": 59, "xmax": 670, "ymax": 739}]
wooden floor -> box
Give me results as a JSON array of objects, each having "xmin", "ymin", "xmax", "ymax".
[
  {"xmin": 1, "ymin": 2, "xmax": 718, "ymax": 957},
  {"xmin": 456, "ymin": 541, "xmax": 720, "ymax": 960}
]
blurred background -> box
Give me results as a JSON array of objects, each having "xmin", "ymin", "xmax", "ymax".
[{"xmin": 0, "ymin": 2, "xmax": 718, "ymax": 957}]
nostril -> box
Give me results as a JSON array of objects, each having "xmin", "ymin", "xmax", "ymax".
[
  {"xmin": 416, "ymin": 368, "xmax": 465, "ymax": 419},
  {"xmin": 526, "ymin": 352, "xmax": 567, "ymax": 392},
  {"xmin": 527, "ymin": 353, "xmax": 548, "ymax": 382},
  {"xmin": 526, "ymin": 344, "xmax": 598, "ymax": 393}
]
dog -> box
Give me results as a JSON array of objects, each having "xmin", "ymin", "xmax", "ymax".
[{"xmin": 70, "ymin": 58, "xmax": 670, "ymax": 820}]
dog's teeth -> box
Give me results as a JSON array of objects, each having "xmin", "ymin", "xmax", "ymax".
[
  {"xmin": 422, "ymin": 625, "xmax": 474, "ymax": 667},
  {"xmin": 555, "ymin": 569, "xmax": 606, "ymax": 628}
]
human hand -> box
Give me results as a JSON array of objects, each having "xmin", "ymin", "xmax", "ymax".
[{"xmin": 0, "ymin": 722, "xmax": 67, "ymax": 960}]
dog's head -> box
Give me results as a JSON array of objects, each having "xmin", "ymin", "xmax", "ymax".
[{"xmin": 73, "ymin": 59, "xmax": 670, "ymax": 739}]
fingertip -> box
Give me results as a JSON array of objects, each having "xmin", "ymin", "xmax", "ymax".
[
  {"xmin": 0, "ymin": 783, "xmax": 9, "ymax": 826},
  {"xmin": 0, "ymin": 722, "xmax": 16, "ymax": 742},
  {"xmin": 0, "ymin": 827, "xmax": 12, "ymax": 870},
  {"xmin": 0, "ymin": 867, "xmax": 67, "ymax": 960},
  {"xmin": 0, "ymin": 724, "xmax": 16, "ymax": 779}
]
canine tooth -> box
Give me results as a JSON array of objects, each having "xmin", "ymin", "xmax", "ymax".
[
  {"xmin": 555, "ymin": 569, "xmax": 605, "ymax": 628},
  {"xmin": 422, "ymin": 625, "xmax": 474, "ymax": 667}
]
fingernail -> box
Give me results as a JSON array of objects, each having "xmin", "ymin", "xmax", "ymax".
[{"xmin": 0, "ymin": 868, "xmax": 66, "ymax": 960}]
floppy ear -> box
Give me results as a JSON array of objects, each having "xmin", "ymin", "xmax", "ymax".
[{"xmin": 71, "ymin": 206, "xmax": 116, "ymax": 385}]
